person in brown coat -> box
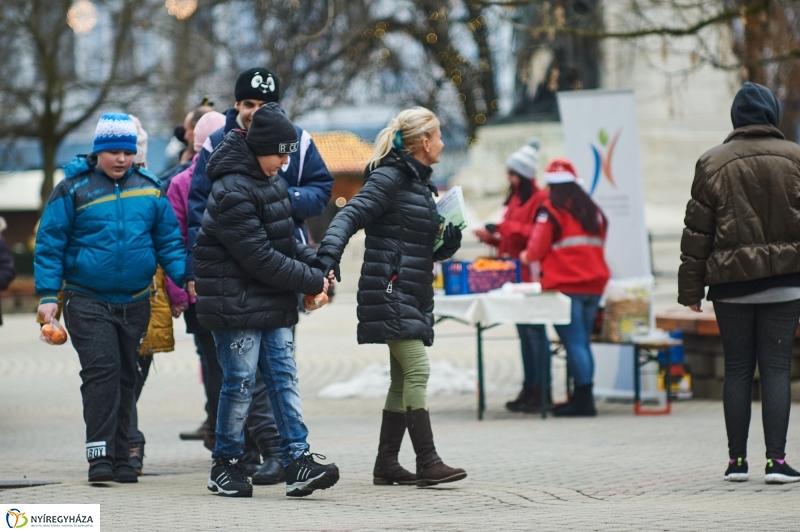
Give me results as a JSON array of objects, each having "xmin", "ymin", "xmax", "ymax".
[{"xmin": 679, "ymin": 82, "xmax": 800, "ymax": 484}]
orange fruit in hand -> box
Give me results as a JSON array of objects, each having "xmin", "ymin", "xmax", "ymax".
[
  {"xmin": 303, "ymin": 292, "xmax": 329, "ymax": 311},
  {"xmin": 42, "ymin": 323, "xmax": 68, "ymax": 345}
]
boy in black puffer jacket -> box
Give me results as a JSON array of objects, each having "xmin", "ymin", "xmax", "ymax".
[{"xmin": 194, "ymin": 104, "xmax": 338, "ymax": 498}]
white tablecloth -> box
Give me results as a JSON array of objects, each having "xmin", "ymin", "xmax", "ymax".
[{"xmin": 433, "ymin": 291, "xmax": 572, "ymax": 326}]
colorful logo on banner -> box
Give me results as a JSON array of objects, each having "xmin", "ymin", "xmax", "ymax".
[
  {"xmin": 6, "ymin": 509, "xmax": 28, "ymax": 528},
  {"xmin": 589, "ymin": 128, "xmax": 621, "ymax": 194}
]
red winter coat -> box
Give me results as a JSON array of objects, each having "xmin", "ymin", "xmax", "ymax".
[
  {"xmin": 525, "ymin": 200, "xmax": 610, "ymax": 294},
  {"xmin": 489, "ymin": 186, "xmax": 549, "ymax": 282}
]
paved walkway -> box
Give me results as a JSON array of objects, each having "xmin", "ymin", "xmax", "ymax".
[{"xmin": 2, "ymin": 295, "xmax": 800, "ymax": 531}]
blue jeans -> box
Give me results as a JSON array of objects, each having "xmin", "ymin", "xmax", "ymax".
[
  {"xmin": 212, "ymin": 328, "xmax": 309, "ymax": 466},
  {"xmin": 554, "ymin": 294, "xmax": 601, "ymax": 387},
  {"xmin": 516, "ymin": 324, "xmax": 550, "ymax": 387}
]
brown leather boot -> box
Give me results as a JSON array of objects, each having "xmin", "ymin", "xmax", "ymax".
[
  {"xmin": 405, "ymin": 408, "xmax": 467, "ymax": 487},
  {"xmin": 373, "ymin": 410, "xmax": 417, "ymax": 485}
]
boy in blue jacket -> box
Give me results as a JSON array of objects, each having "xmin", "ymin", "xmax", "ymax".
[{"xmin": 34, "ymin": 113, "xmax": 186, "ymax": 484}]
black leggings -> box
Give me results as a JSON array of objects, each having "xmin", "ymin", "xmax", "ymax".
[{"xmin": 715, "ymin": 299, "xmax": 800, "ymax": 460}]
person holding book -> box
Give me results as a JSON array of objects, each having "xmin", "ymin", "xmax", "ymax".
[{"xmin": 314, "ymin": 107, "xmax": 466, "ymax": 488}]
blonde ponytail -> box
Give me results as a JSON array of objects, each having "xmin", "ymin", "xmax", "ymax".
[{"xmin": 368, "ymin": 107, "xmax": 440, "ymax": 170}]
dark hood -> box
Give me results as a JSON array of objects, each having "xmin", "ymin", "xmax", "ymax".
[
  {"xmin": 206, "ymin": 130, "xmax": 264, "ymax": 182},
  {"xmin": 731, "ymin": 82, "xmax": 780, "ymax": 129},
  {"xmin": 367, "ymin": 148, "xmax": 433, "ymax": 182},
  {"xmin": 224, "ymin": 107, "xmax": 240, "ymax": 133}
]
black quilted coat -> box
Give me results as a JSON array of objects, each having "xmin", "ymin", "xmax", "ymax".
[
  {"xmin": 194, "ymin": 130, "xmax": 324, "ymax": 330},
  {"xmin": 317, "ymin": 149, "xmax": 459, "ymax": 346}
]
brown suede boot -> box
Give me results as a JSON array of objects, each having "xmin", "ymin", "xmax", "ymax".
[
  {"xmin": 405, "ymin": 408, "xmax": 467, "ymax": 487},
  {"xmin": 373, "ymin": 410, "xmax": 417, "ymax": 485}
]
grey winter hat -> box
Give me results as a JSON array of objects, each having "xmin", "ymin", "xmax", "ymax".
[
  {"xmin": 506, "ymin": 138, "xmax": 541, "ymax": 180},
  {"xmin": 246, "ymin": 103, "xmax": 298, "ymax": 156}
]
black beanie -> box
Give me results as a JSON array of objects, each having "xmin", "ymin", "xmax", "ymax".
[
  {"xmin": 246, "ymin": 103, "xmax": 298, "ymax": 156},
  {"xmin": 235, "ymin": 67, "xmax": 280, "ymax": 103}
]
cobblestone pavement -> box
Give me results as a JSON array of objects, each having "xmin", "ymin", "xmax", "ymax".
[{"xmin": 2, "ymin": 294, "xmax": 800, "ymax": 531}]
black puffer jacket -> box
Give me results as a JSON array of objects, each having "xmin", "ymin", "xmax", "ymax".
[
  {"xmin": 194, "ymin": 131, "xmax": 324, "ymax": 330},
  {"xmin": 317, "ymin": 149, "xmax": 458, "ymax": 346}
]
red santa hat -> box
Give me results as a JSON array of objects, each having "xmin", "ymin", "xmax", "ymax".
[{"xmin": 544, "ymin": 158, "xmax": 579, "ymax": 185}]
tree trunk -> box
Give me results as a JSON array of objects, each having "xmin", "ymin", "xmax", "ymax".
[
  {"xmin": 170, "ymin": 18, "xmax": 193, "ymax": 126},
  {"xmin": 39, "ymin": 134, "xmax": 58, "ymax": 215}
]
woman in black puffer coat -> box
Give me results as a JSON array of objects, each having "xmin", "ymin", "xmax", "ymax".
[{"xmin": 316, "ymin": 107, "xmax": 465, "ymax": 488}]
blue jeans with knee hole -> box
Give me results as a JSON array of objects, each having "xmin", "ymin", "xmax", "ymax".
[
  {"xmin": 212, "ymin": 328, "xmax": 309, "ymax": 466},
  {"xmin": 554, "ymin": 294, "xmax": 601, "ymax": 388}
]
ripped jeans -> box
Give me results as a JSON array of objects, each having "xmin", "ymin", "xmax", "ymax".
[{"xmin": 211, "ymin": 328, "xmax": 309, "ymax": 466}]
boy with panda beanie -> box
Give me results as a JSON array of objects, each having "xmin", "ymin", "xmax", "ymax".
[{"xmin": 194, "ymin": 103, "xmax": 338, "ymax": 498}]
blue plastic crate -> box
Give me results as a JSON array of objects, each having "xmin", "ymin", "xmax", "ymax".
[{"xmin": 442, "ymin": 260, "xmax": 521, "ymax": 295}]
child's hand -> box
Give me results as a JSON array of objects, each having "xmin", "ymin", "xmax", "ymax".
[
  {"xmin": 322, "ymin": 277, "xmax": 330, "ymax": 294},
  {"xmin": 37, "ymin": 303, "xmax": 59, "ymax": 325}
]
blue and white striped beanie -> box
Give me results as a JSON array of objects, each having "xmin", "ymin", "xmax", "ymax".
[{"xmin": 92, "ymin": 113, "xmax": 138, "ymax": 154}]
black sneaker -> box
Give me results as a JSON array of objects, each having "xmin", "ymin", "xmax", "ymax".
[
  {"xmin": 129, "ymin": 443, "xmax": 144, "ymax": 476},
  {"xmin": 88, "ymin": 459, "xmax": 113, "ymax": 483},
  {"xmin": 765, "ymin": 459, "xmax": 800, "ymax": 484},
  {"xmin": 285, "ymin": 451, "xmax": 339, "ymax": 497},
  {"xmin": 113, "ymin": 463, "xmax": 139, "ymax": 484},
  {"xmin": 724, "ymin": 457, "xmax": 748, "ymax": 482},
  {"xmin": 208, "ymin": 457, "xmax": 253, "ymax": 497}
]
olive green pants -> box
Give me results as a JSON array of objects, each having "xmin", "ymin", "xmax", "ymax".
[{"xmin": 384, "ymin": 339, "xmax": 430, "ymax": 413}]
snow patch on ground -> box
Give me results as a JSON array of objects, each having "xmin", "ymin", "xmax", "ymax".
[{"xmin": 318, "ymin": 361, "xmax": 478, "ymax": 399}]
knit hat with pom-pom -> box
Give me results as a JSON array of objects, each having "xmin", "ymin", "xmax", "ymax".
[{"xmin": 506, "ymin": 138, "xmax": 540, "ymax": 180}]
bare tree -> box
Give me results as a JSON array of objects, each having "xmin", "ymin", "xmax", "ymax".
[
  {"xmin": 215, "ymin": 1, "xmax": 512, "ymax": 142},
  {"xmin": 0, "ymin": 0, "xmax": 163, "ymax": 210},
  {"xmin": 363, "ymin": 1, "xmax": 503, "ymax": 141}
]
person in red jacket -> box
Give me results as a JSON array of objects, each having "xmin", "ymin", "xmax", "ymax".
[
  {"xmin": 475, "ymin": 139, "xmax": 550, "ymax": 413},
  {"xmin": 521, "ymin": 158, "xmax": 610, "ymax": 417}
]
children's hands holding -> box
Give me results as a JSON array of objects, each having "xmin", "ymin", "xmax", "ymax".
[{"xmin": 314, "ymin": 255, "xmax": 341, "ymax": 282}]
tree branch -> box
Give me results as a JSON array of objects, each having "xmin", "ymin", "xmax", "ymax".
[{"xmin": 509, "ymin": 0, "xmax": 768, "ymax": 40}]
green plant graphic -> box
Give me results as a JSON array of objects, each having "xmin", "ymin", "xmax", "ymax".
[{"xmin": 598, "ymin": 129, "xmax": 609, "ymax": 146}]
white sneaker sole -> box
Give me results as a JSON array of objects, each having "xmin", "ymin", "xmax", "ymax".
[
  {"xmin": 207, "ymin": 478, "xmax": 253, "ymax": 497},
  {"xmin": 724, "ymin": 473, "xmax": 748, "ymax": 482},
  {"xmin": 765, "ymin": 473, "xmax": 800, "ymax": 484}
]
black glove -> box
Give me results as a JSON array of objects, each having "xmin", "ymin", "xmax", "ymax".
[
  {"xmin": 485, "ymin": 223, "xmax": 497, "ymax": 234},
  {"xmin": 313, "ymin": 254, "xmax": 341, "ymax": 283},
  {"xmin": 435, "ymin": 223, "xmax": 462, "ymax": 261}
]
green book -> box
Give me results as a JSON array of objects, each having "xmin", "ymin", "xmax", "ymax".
[{"xmin": 433, "ymin": 185, "xmax": 468, "ymax": 252}]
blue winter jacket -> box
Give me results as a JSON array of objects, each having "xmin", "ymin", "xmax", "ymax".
[
  {"xmin": 185, "ymin": 107, "xmax": 333, "ymax": 279},
  {"xmin": 34, "ymin": 156, "xmax": 187, "ymax": 304}
]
